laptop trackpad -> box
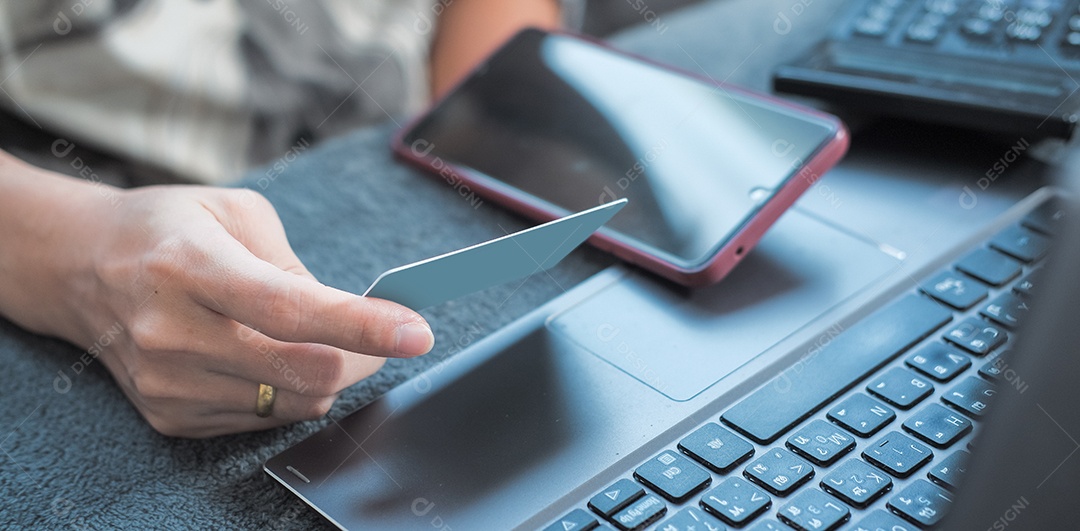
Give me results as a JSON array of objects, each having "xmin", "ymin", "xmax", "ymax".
[{"xmin": 547, "ymin": 210, "xmax": 900, "ymax": 401}]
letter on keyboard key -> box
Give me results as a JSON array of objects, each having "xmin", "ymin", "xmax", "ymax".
[
  {"xmin": 905, "ymin": 342, "xmax": 971, "ymax": 382},
  {"xmin": 778, "ymin": 489, "xmax": 850, "ymax": 531},
  {"xmin": 944, "ymin": 317, "xmax": 1006, "ymax": 356},
  {"xmin": 678, "ymin": 422, "xmax": 755, "ymax": 473},
  {"xmin": 867, "ymin": 367, "xmax": 934, "ymax": 409},
  {"xmin": 634, "ymin": 451, "xmax": 711, "ymax": 503},
  {"xmin": 820, "ymin": 458, "xmax": 892, "ymax": 508},
  {"xmin": 903, "ymin": 403, "xmax": 972, "ymax": 448},
  {"xmin": 920, "ymin": 270, "xmax": 988, "ymax": 310},
  {"xmin": 700, "ymin": 477, "xmax": 771, "ymax": 526},
  {"xmin": 828, "ymin": 393, "xmax": 896, "ymax": 437},
  {"xmin": 929, "ymin": 450, "xmax": 970, "ymax": 490},
  {"xmin": 888, "ymin": 479, "xmax": 953, "ymax": 527},
  {"xmin": 743, "ymin": 448, "xmax": 814, "ymax": 496},
  {"xmin": 864, "ymin": 431, "xmax": 933, "ymax": 477},
  {"xmin": 786, "ymin": 420, "xmax": 856, "ymax": 466},
  {"xmin": 611, "ymin": 494, "xmax": 666, "ymax": 531},
  {"xmin": 943, "ymin": 376, "xmax": 997, "ymax": 417},
  {"xmin": 721, "ymin": 296, "xmax": 952, "ymax": 444},
  {"xmin": 862, "ymin": 431, "xmax": 933, "ymax": 478}
]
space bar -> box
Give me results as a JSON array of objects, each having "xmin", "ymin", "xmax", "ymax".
[{"xmin": 722, "ymin": 295, "xmax": 952, "ymax": 444}]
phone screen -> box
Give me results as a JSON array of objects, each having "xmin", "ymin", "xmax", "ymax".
[{"xmin": 401, "ymin": 30, "xmax": 838, "ymax": 267}]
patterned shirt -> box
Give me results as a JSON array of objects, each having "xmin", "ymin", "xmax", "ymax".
[{"xmin": 0, "ymin": 0, "xmax": 438, "ymax": 183}]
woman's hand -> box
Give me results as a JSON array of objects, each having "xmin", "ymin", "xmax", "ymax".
[{"xmin": 0, "ymin": 154, "xmax": 433, "ymax": 438}]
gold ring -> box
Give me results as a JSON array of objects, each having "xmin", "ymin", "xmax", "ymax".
[{"xmin": 255, "ymin": 383, "xmax": 276, "ymax": 418}]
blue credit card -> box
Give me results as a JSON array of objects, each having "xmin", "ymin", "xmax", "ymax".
[{"xmin": 364, "ymin": 199, "xmax": 627, "ymax": 309}]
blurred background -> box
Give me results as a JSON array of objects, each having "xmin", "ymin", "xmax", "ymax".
[{"xmin": 0, "ymin": 0, "xmax": 705, "ymax": 189}]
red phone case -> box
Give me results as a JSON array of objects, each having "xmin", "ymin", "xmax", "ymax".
[{"xmin": 391, "ymin": 29, "xmax": 849, "ymax": 287}]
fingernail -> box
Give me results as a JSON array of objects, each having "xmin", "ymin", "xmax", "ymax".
[{"xmin": 396, "ymin": 322, "xmax": 434, "ymax": 356}]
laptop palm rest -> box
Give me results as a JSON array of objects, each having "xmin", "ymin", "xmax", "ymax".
[
  {"xmin": 265, "ymin": 208, "xmax": 900, "ymax": 529},
  {"xmin": 546, "ymin": 209, "xmax": 900, "ymax": 401}
]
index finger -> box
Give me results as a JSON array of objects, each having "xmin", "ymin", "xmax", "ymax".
[{"xmin": 192, "ymin": 237, "xmax": 434, "ymax": 358}]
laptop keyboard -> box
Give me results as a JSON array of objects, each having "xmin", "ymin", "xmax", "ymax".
[
  {"xmin": 542, "ymin": 200, "xmax": 1063, "ymax": 531},
  {"xmin": 773, "ymin": 0, "xmax": 1080, "ymax": 138}
]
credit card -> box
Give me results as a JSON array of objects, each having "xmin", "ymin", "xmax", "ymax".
[{"xmin": 364, "ymin": 199, "xmax": 627, "ymax": 309}]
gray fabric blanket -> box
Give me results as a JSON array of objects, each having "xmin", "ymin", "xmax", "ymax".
[{"xmin": 0, "ymin": 1, "xmax": 836, "ymax": 527}]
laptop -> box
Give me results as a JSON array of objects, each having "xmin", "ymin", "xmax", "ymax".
[
  {"xmin": 261, "ymin": 4, "xmax": 1080, "ymax": 524},
  {"xmin": 263, "ymin": 110, "xmax": 1079, "ymax": 529}
]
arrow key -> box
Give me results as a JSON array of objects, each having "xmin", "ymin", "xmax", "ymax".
[
  {"xmin": 589, "ymin": 478, "xmax": 645, "ymax": 517},
  {"xmin": 543, "ymin": 508, "xmax": 599, "ymax": 531}
]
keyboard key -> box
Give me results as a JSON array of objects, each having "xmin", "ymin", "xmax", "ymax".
[
  {"xmin": 979, "ymin": 351, "xmax": 1011, "ymax": 381},
  {"xmin": 962, "ymin": 16, "xmax": 994, "ymax": 38},
  {"xmin": 610, "ymin": 494, "xmax": 666, "ymax": 531},
  {"xmin": 722, "ymin": 296, "xmax": 951, "ymax": 443},
  {"xmin": 1016, "ymin": 7, "xmax": 1052, "ymax": 27},
  {"xmin": 888, "ymin": 479, "xmax": 953, "ymax": 527},
  {"xmin": 786, "ymin": 420, "xmax": 856, "ymax": 466},
  {"xmin": 1012, "ymin": 271, "xmax": 1038, "ymax": 297},
  {"xmin": 943, "ymin": 376, "xmax": 997, "ymax": 417},
  {"xmin": 700, "ymin": 477, "xmax": 771, "ymax": 527},
  {"xmin": 820, "ymin": 459, "xmax": 892, "ymax": 508},
  {"xmin": 545, "ymin": 508, "xmax": 598, "ymax": 531},
  {"xmin": 656, "ymin": 506, "xmax": 726, "ymax": 531},
  {"xmin": 906, "ymin": 342, "xmax": 971, "ymax": 381},
  {"xmin": 744, "ymin": 448, "xmax": 814, "ymax": 496},
  {"xmin": 867, "ymin": 367, "xmax": 934, "ymax": 409},
  {"xmin": 920, "ymin": 270, "xmax": 988, "ymax": 309},
  {"xmin": 1006, "ymin": 20, "xmax": 1043, "ymax": 42},
  {"xmin": 990, "ymin": 225, "xmax": 1051, "ymax": 262},
  {"xmin": 956, "ymin": 248, "xmax": 1022, "ymax": 286},
  {"xmin": 929, "ymin": 450, "xmax": 970, "ymax": 490},
  {"xmin": 828, "ymin": 394, "xmax": 895, "ymax": 437},
  {"xmin": 853, "ymin": 16, "xmax": 890, "ymax": 37},
  {"xmin": 635, "ymin": 451, "xmax": 711, "ymax": 503},
  {"xmin": 679, "ymin": 423, "xmax": 754, "ymax": 473},
  {"xmin": 747, "ymin": 520, "xmax": 784, "ymax": 530},
  {"xmin": 944, "ymin": 317, "xmax": 1007, "ymax": 356},
  {"xmin": 589, "ymin": 478, "xmax": 644, "ymax": 517},
  {"xmin": 903, "ymin": 403, "xmax": 973, "ymax": 448},
  {"xmin": 777, "ymin": 489, "xmax": 849, "ymax": 531},
  {"xmin": 863, "ymin": 431, "xmax": 933, "ymax": 478},
  {"xmin": 852, "ymin": 509, "xmax": 917, "ymax": 531},
  {"xmin": 980, "ymin": 292, "xmax": 1031, "ymax": 329},
  {"xmin": 1023, "ymin": 201, "xmax": 1066, "ymax": 235}
]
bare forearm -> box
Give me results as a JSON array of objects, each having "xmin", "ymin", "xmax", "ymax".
[
  {"xmin": 430, "ymin": 0, "xmax": 562, "ymax": 99},
  {"xmin": 0, "ymin": 149, "xmax": 108, "ymax": 343}
]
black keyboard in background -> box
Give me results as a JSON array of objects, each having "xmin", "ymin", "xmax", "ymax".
[
  {"xmin": 773, "ymin": 0, "xmax": 1080, "ymax": 138},
  {"xmin": 541, "ymin": 200, "xmax": 1062, "ymax": 531}
]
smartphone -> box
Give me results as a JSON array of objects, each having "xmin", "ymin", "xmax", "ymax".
[{"xmin": 393, "ymin": 28, "xmax": 848, "ymax": 286}]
